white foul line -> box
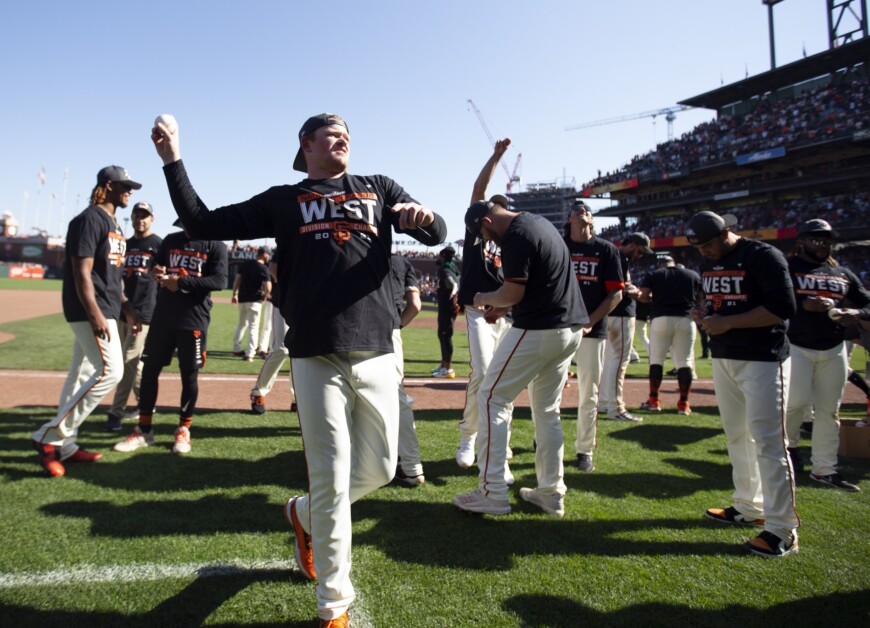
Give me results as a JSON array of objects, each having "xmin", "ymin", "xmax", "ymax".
[{"xmin": 0, "ymin": 558, "xmax": 295, "ymax": 588}]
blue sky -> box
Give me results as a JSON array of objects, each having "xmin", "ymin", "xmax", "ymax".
[{"xmin": 1, "ymin": 1, "xmax": 830, "ymax": 245}]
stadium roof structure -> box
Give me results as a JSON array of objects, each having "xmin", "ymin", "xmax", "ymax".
[{"xmin": 680, "ymin": 37, "xmax": 870, "ymax": 111}]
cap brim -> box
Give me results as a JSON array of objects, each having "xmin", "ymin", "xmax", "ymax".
[
  {"xmin": 292, "ymin": 147, "xmax": 307, "ymax": 173},
  {"xmin": 128, "ymin": 181, "xmax": 143, "ymax": 190}
]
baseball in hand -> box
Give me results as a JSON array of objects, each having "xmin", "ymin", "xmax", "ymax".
[
  {"xmin": 827, "ymin": 308, "xmax": 845, "ymax": 321},
  {"xmin": 155, "ymin": 114, "xmax": 178, "ymax": 135}
]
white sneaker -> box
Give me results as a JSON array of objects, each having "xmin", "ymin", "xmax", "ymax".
[
  {"xmin": 456, "ymin": 436, "xmax": 476, "ymax": 468},
  {"xmin": 432, "ymin": 367, "xmax": 455, "ymax": 379},
  {"xmin": 171, "ymin": 426, "xmax": 191, "ymax": 454},
  {"xmin": 121, "ymin": 407, "xmax": 141, "ymax": 420},
  {"xmin": 113, "ymin": 426, "xmax": 155, "ymax": 452},
  {"xmin": 453, "ymin": 489, "xmax": 510, "ymax": 515},
  {"xmin": 519, "ymin": 487, "xmax": 565, "ymax": 517}
]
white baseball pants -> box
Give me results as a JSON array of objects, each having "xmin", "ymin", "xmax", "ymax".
[
  {"xmin": 251, "ymin": 305, "xmax": 294, "ymax": 402},
  {"xmin": 785, "ymin": 343, "xmax": 848, "ymax": 476},
  {"xmin": 600, "ymin": 316, "xmax": 636, "ymax": 417},
  {"xmin": 478, "ymin": 326, "xmax": 583, "ymax": 500},
  {"xmin": 393, "ymin": 328, "xmax": 422, "ymax": 476},
  {"xmin": 257, "ymin": 301, "xmax": 273, "ymax": 352},
  {"xmin": 574, "ymin": 336, "xmax": 605, "ymax": 455},
  {"xmin": 232, "ymin": 301, "xmax": 262, "ymax": 357},
  {"xmin": 32, "ymin": 320, "xmax": 123, "ymax": 458},
  {"xmin": 290, "ymin": 351, "xmax": 398, "ymax": 620},
  {"xmin": 108, "ymin": 320, "xmax": 150, "ymax": 416},
  {"xmin": 649, "ymin": 315, "xmax": 696, "ymax": 369},
  {"xmin": 713, "ymin": 357, "xmax": 799, "ymax": 541},
  {"xmin": 458, "ymin": 306, "xmax": 511, "ymax": 442}
]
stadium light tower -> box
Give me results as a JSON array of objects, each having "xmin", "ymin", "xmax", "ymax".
[{"xmin": 762, "ymin": 0, "xmax": 786, "ymax": 70}]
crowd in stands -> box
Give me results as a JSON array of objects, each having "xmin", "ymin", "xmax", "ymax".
[
  {"xmin": 598, "ymin": 191, "xmax": 870, "ymax": 242},
  {"xmin": 583, "ymin": 74, "xmax": 870, "ymax": 190}
]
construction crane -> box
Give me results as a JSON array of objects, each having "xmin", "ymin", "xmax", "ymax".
[
  {"xmin": 565, "ymin": 105, "xmax": 693, "ymax": 142},
  {"xmin": 467, "ymin": 99, "xmax": 522, "ymax": 193}
]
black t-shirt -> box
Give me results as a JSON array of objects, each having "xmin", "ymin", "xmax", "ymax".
[
  {"xmin": 501, "ymin": 213, "xmax": 588, "ymax": 330},
  {"xmin": 62, "ymin": 205, "xmax": 126, "ymax": 323},
  {"xmin": 123, "ymin": 233, "xmax": 162, "ymax": 323},
  {"xmin": 458, "ymin": 238, "xmax": 503, "ymax": 306},
  {"xmin": 787, "ymin": 256, "xmax": 870, "ymax": 350},
  {"xmin": 566, "ymin": 236, "xmax": 623, "ymax": 339},
  {"xmin": 390, "ymin": 255, "xmax": 419, "ymax": 329},
  {"xmin": 642, "ymin": 267, "xmax": 702, "ymax": 318},
  {"xmin": 150, "ymin": 231, "xmax": 228, "ymax": 330},
  {"xmin": 237, "ymin": 259, "xmax": 269, "ymax": 303},
  {"xmin": 698, "ymin": 238, "xmax": 795, "ymax": 362},
  {"xmin": 163, "ymin": 162, "xmax": 446, "ymax": 358},
  {"xmin": 610, "ymin": 253, "xmax": 637, "ymax": 318}
]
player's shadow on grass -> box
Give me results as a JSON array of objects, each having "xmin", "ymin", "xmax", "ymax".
[
  {"xmin": 0, "ymin": 567, "xmax": 314, "ymax": 627},
  {"xmin": 501, "ymin": 590, "xmax": 869, "ymax": 627},
  {"xmin": 353, "ymin": 499, "xmax": 734, "ymax": 569},
  {"xmin": 605, "ymin": 421, "xmax": 722, "ymax": 452},
  {"xmin": 564, "ymin": 457, "xmax": 733, "ymax": 499},
  {"xmin": 42, "ymin": 492, "xmax": 292, "ymax": 537}
]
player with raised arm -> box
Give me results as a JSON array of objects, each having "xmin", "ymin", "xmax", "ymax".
[{"xmin": 151, "ymin": 112, "xmax": 446, "ymax": 627}]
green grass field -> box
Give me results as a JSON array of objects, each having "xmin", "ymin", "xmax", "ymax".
[
  {"xmin": 1, "ymin": 405, "xmax": 868, "ymax": 625},
  {"xmin": 1, "ymin": 282, "xmax": 869, "ymax": 625}
]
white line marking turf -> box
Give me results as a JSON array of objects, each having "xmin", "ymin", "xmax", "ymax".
[{"xmin": 0, "ymin": 558, "xmax": 375, "ymax": 626}]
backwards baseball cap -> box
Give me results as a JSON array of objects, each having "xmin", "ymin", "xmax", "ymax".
[
  {"xmin": 131, "ymin": 201, "xmax": 153, "ymax": 216},
  {"xmin": 798, "ymin": 218, "xmax": 837, "ymax": 237},
  {"xmin": 97, "ymin": 165, "xmax": 142, "ymax": 189},
  {"xmin": 292, "ymin": 113, "xmax": 349, "ymax": 173},
  {"xmin": 685, "ymin": 211, "xmax": 738, "ymax": 245},
  {"xmin": 464, "ymin": 195, "xmax": 510, "ymax": 237},
  {"xmin": 658, "ymin": 254, "xmax": 675, "ymax": 266},
  {"xmin": 624, "ymin": 232, "xmax": 654, "ymax": 255},
  {"xmin": 571, "ymin": 198, "xmax": 592, "ymax": 211}
]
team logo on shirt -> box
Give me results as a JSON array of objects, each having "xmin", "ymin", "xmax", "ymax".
[
  {"xmin": 124, "ymin": 250, "xmax": 155, "ymax": 277},
  {"xmin": 107, "ymin": 231, "xmax": 126, "ymax": 268},
  {"xmin": 702, "ymin": 269, "xmax": 748, "ymax": 311},
  {"xmin": 168, "ymin": 248, "xmax": 208, "ymax": 277},
  {"xmin": 296, "ymin": 190, "xmax": 380, "ymax": 243},
  {"xmin": 793, "ymin": 272, "xmax": 848, "ymax": 301},
  {"xmin": 571, "ymin": 255, "xmax": 600, "ymax": 283}
]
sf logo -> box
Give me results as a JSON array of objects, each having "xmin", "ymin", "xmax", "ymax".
[
  {"xmin": 332, "ymin": 221, "xmax": 352, "ymax": 246},
  {"xmin": 710, "ymin": 294, "xmax": 726, "ymax": 311}
]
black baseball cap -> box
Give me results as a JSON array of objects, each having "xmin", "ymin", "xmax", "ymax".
[
  {"xmin": 257, "ymin": 246, "xmax": 271, "ymax": 256},
  {"xmin": 97, "ymin": 165, "xmax": 142, "ymax": 189},
  {"xmin": 439, "ymin": 246, "xmax": 456, "ymax": 259},
  {"xmin": 292, "ymin": 113, "xmax": 349, "ymax": 173},
  {"xmin": 464, "ymin": 195, "xmax": 510, "ymax": 237},
  {"xmin": 798, "ymin": 218, "xmax": 837, "ymax": 237},
  {"xmin": 131, "ymin": 201, "xmax": 153, "ymax": 216},
  {"xmin": 624, "ymin": 232, "xmax": 654, "ymax": 255},
  {"xmin": 685, "ymin": 211, "xmax": 738, "ymax": 245}
]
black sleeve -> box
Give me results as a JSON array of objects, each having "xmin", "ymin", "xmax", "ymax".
[
  {"xmin": 843, "ymin": 267, "xmax": 870, "ymax": 319},
  {"xmin": 163, "ymin": 161, "xmax": 276, "ymax": 241},
  {"xmin": 754, "ymin": 246, "xmax": 796, "ymax": 321}
]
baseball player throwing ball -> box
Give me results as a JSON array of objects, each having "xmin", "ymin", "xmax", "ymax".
[
  {"xmin": 784, "ymin": 218, "xmax": 870, "ymax": 492},
  {"xmin": 688, "ymin": 210, "xmax": 800, "ymax": 558},
  {"xmin": 454, "ymin": 197, "xmax": 588, "ymax": 517},
  {"xmin": 152, "ymin": 112, "xmax": 446, "ymax": 627}
]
